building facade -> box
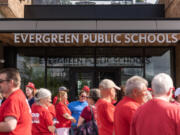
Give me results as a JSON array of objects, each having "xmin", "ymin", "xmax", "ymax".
[{"xmin": 0, "ymin": 0, "xmax": 180, "ymax": 100}]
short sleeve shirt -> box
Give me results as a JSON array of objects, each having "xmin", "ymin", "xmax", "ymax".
[
  {"xmin": 0, "ymin": 89, "xmax": 32, "ymax": 135},
  {"xmin": 80, "ymin": 106, "xmax": 95, "ymax": 123},
  {"xmin": 55, "ymin": 102, "xmax": 72, "ymax": 128},
  {"xmin": 95, "ymin": 99, "xmax": 115, "ymax": 135},
  {"xmin": 31, "ymin": 103, "xmax": 53, "ymax": 135},
  {"xmin": 131, "ymin": 99, "xmax": 180, "ymax": 135},
  {"xmin": 48, "ymin": 104, "xmax": 56, "ymax": 118},
  {"xmin": 114, "ymin": 96, "xmax": 140, "ymax": 135},
  {"xmin": 68, "ymin": 101, "xmax": 88, "ymax": 126}
]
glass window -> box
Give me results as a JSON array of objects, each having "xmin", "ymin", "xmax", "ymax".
[
  {"xmin": 47, "ymin": 68, "xmax": 69, "ymax": 97},
  {"xmin": 145, "ymin": 48, "xmax": 171, "ymax": 84},
  {"xmin": 32, "ymin": 0, "xmax": 157, "ymax": 5},
  {"xmin": 96, "ymin": 57, "xmax": 143, "ymax": 67},
  {"xmin": 121, "ymin": 68, "xmax": 144, "ymax": 85},
  {"xmin": 76, "ymin": 72, "xmax": 93, "ymax": 93},
  {"xmin": 96, "ymin": 47, "xmax": 143, "ymax": 67},
  {"xmin": 47, "ymin": 57, "xmax": 94, "ymax": 67},
  {"xmin": 17, "ymin": 54, "xmax": 45, "ymax": 90}
]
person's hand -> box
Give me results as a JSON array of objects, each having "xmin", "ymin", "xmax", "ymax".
[
  {"xmin": 48, "ymin": 125, "xmax": 56, "ymax": 133},
  {"xmin": 71, "ymin": 118, "xmax": 76, "ymax": 123}
]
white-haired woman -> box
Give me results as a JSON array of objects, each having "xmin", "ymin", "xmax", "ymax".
[{"xmin": 31, "ymin": 88, "xmax": 55, "ymax": 135}]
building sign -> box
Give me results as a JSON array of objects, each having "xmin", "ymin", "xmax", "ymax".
[{"xmin": 13, "ymin": 33, "xmax": 179, "ymax": 46}]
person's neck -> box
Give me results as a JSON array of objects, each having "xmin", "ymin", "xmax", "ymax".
[
  {"xmin": 37, "ymin": 102, "xmax": 48, "ymax": 109},
  {"xmin": 126, "ymin": 95, "xmax": 142, "ymax": 104},
  {"xmin": 6, "ymin": 87, "xmax": 19, "ymax": 98},
  {"xmin": 28, "ymin": 95, "xmax": 33, "ymax": 100},
  {"xmin": 101, "ymin": 96, "xmax": 112, "ymax": 103},
  {"xmin": 61, "ymin": 100, "xmax": 66, "ymax": 105},
  {"xmin": 153, "ymin": 96, "xmax": 170, "ymax": 102}
]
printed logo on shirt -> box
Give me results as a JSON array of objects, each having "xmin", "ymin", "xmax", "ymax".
[{"xmin": 32, "ymin": 113, "xmax": 40, "ymax": 123}]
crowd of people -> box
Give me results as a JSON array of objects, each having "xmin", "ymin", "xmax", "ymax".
[{"xmin": 0, "ymin": 68, "xmax": 180, "ymax": 135}]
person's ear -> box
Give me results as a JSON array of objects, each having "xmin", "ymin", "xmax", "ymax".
[
  {"xmin": 167, "ymin": 88, "xmax": 173, "ymax": 96},
  {"xmin": 132, "ymin": 89, "xmax": 137, "ymax": 97},
  {"xmin": 8, "ymin": 80, "xmax": 14, "ymax": 87}
]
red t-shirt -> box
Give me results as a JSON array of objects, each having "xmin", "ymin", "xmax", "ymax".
[
  {"xmin": 48, "ymin": 104, "xmax": 56, "ymax": 118},
  {"xmin": 114, "ymin": 96, "xmax": 140, "ymax": 135},
  {"xmin": 53, "ymin": 96, "xmax": 69, "ymax": 105},
  {"xmin": 80, "ymin": 106, "xmax": 95, "ymax": 123},
  {"xmin": 31, "ymin": 103, "xmax": 53, "ymax": 135},
  {"xmin": 55, "ymin": 102, "xmax": 72, "ymax": 128},
  {"xmin": 0, "ymin": 89, "xmax": 32, "ymax": 135},
  {"xmin": 131, "ymin": 99, "xmax": 180, "ymax": 135},
  {"xmin": 95, "ymin": 99, "xmax": 115, "ymax": 135}
]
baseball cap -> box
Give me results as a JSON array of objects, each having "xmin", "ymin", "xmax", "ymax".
[
  {"xmin": 99, "ymin": 79, "xmax": 121, "ymax": 90},
  {"xmin": 82, "ymin": 85, "xmax": 90, "ymax": 92},
  {"xmin": 26, "ymin": 82, "xmax": 36, "ymax": 90},
  {"xmin": 175, "ymin": 88, "xmax": 180, "ymax": 97},
  {"xmin": 59, "ymin": 86, "xmax": 68, "ymax": 91}
]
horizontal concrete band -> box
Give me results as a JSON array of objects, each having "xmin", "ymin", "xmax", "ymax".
[{"xmin": 0, "ymin": 20, "xmax": 180, "ymax": 31}]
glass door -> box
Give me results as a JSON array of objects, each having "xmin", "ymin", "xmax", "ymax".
[
  {"xmin": 69, "ymin": 68, "xmax": 94, "ymax": 101},
  {"xmin": 96, "ymin": 68, "xmax": 121, "ymax": 87}
]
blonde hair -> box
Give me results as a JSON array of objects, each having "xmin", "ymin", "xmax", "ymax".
[{"xmin": 56, "ymin": 91, "xmax": 67, "ymax": 104}]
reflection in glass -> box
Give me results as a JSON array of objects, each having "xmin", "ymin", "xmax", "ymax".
[
  {"xmin": 17, "ymin": 54, "xmax": 45, "ymax": 90},
  {"xmin": 47, "ymin": 68, "xmax": 69, "ymax": 97},
  {"xmin": 121, "ymin": 68, "xmax": 143, "ymax": 85},
  {"xmin": 76, "ymin": 72, "xmax": 93, "ymax": 94},
  {"xmin": 96, "ymin": 57, "xmax": 143, "ymax": 67},
  {"xmin": 32, "ymin": 0, "xmax": 157, "ymax": 5},
  {"xmin": 145, "ymin": 49, "xmax": 171, "ymax": 84},
  {"xmin": 47, "ymin": 57, "xmax": 94, "ymax": 67}
]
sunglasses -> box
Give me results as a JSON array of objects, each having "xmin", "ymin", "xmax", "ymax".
[
  {"xmin": 0, "ymin": 79, "xmax": 10, "ymax": 83},
  {"xmin": 80, "ymin": 95, "xmax": 87, "ymax": 98}
]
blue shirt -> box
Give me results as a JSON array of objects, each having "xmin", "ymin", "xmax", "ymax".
[
  {"xmin": 68, "ymin": 101, "xmax": 88, "ymax": 126},
  {"xmin": 28, "ymin": 97, "xmax": 35, "ymax": 107}
]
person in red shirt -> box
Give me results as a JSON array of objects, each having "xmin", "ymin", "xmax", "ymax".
[
  {"xmin": 96, "ymin": 79, "xmax": 121, "ymax": 135},
  {"xmin": 77, "ymin": 88, "xmax": 100, "ymax": 127},
  {"xmin": 32, "ymin": 88, "xmax": 55, "ymax": 135},
  {"xmin": 131, "ymin": 73, "xmax": 180, "ymax": 135},
  {"xmin": 26, "ymin": 82, "xmax": 36, "ymax": 107},
  {"xmin": 55, "ymin": 91, "xmax": 76, "ymax": 135},
  {"xmin": 114, "ymin": 76, "xmax": 148, "ymax": 135},
  {"xmin": 53, "ymin": 86, "xmax": 69, "ymax": 105},
  {"xmin": 0, "ymin": 68, "xmax": 32, "ymax": 135},
  {"xmin": 48, "ymin": 104, "xmax": 56, "ymax": 119}
]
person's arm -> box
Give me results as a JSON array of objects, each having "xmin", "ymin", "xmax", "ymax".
[
  {"xmin": 77, "ymin": 116, "xmax": 85, "ymax": 127},
  {"xmin": 0, "ymin": 116, "xmax": 17, "ymax": 132},
  {"xmin": 63, "ymin": 113, "xmax": 76, "ymax": 123}
]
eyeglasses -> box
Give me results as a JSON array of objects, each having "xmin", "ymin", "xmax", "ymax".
[
  {"xmin": 80, "ymin": 95, "xmax": 87, "ymax": 98},
  {"xmin": 0, "ymin": 79, "xmax": 10, "ymax": 83}
]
